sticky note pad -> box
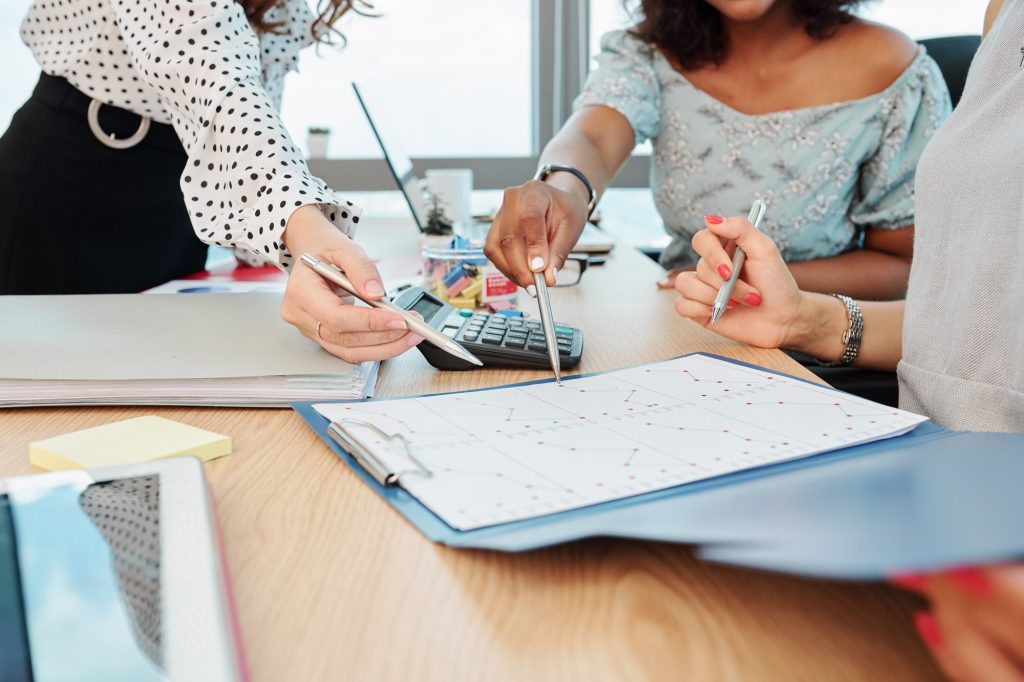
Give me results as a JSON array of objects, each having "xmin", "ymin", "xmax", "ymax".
[{"xmin": 30, "ymin": 416, "xmax": 232, "ymax": 472}]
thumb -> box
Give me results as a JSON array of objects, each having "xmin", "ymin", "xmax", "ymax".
[{"xmin": 321, "ymin": 243, "xmax": 385, "ymax": 300}]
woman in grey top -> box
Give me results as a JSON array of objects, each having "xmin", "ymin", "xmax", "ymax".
[{"xmin": 674, "ymin": 1, "xmax": 1022, "ymax": 678}]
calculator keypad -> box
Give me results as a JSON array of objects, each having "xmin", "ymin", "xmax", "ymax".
[{"xmin": 438, "ymin": 311, "xmax": 580, "ymax": 362}]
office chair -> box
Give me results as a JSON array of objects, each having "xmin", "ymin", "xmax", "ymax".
[{"xmin": 920, "ymin": 35, "xmax": 982, "ymax": 109}]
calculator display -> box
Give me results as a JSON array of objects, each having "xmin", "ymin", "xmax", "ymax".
[{"xmin": 409, "ymin": 295, "xmax": 443, "ymax": 321}]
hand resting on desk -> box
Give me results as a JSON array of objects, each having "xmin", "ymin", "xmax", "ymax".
[{"xmin": 280, "ymin": 205, "xmax": 423, "ymax": 363}]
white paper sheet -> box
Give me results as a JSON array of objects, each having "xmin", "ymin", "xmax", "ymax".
[{"xmin": 314, "ymin": 355, "xmax": 927, "ymax": 531}]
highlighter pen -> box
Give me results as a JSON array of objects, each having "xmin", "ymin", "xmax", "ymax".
[
  {"xmin": 711, "ymin": 200, "xmax": 767, "ymax": 326},
  {"xmin": 300, "ymin": 254, "xmax": 483, "ymax": 367}
]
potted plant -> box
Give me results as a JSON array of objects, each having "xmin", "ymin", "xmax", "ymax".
[
  {"xmin": 423, "ymin": 188, "xmax": 454, "ymax": 236},
  {"xmin": 306, "ymin": 126, "xmax": 330, "ymax": 159}
]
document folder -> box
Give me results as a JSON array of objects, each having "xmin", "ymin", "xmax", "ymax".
[{"xmin": 294, "ymin": 354, "xmax": 1017, "ymax": 566}]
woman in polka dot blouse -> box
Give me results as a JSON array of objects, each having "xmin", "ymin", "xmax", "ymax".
[{"xmin": 0, "ymin": 0, "xmax": 423, "ymax": 364}]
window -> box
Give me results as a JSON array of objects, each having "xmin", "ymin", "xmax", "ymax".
[
  {"xmin": 1, "ymin": 0, "xmax": 39, "ymax": 131},
  {"xmin": 588, "ymin": 0, "xmax": 990, "ymax": 52},
  {"xmin": 0, "ymin": 0, "xmax": 994, "ymax": 192},
  {"xmin": 281, "ymin": 1, "xmax": 532, "ymax": 159},
  {"xmin": 856, "ymin": 0, "xmax": 988, "ymax": 39}
]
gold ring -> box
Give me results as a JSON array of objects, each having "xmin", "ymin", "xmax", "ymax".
[
  {"xmin": 315, "ymin": 321, "xmax": 323, "ymax": 341},
  {"xmin": 87, "ymin": 98, "xmax": 150, "ymax": 150}
]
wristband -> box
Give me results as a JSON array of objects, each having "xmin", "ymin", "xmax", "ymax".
[
  {"xmin": 535, "ymin": 164, "xmax": 597, "ymax": 219},
  {"xmin": 816, "ymin": 294, "xmax": 863, "ymax": 368}
]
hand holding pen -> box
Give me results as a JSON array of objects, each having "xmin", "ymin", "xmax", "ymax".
[
  {"xmin": 711, "ymin": 200, "xmax": 767, "ymax": 324},
  {"xmin": 672, "ymin": 202, "xmax": 810, "ymax": 350}
]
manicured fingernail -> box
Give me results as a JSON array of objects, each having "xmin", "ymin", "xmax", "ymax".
[
  {"xmin": 717, "ymin": 264, "xmax": 733, "ymax": 280},
  {"xmin": 386, "ymin": 319, "xmax": 406, "ymax": 330},
  {"xmin": 890, "ymin": 574, "xmax": 929, "ymax": 593},
  {"xmin": 364, "ymin": 280, "xmax": 385, "ymax": 297},
  {"xmin": 727, "ymin": 299, "xmax": 738, "ymax": 309},
  {"xmin": 526, "ymin": 285, "xmax": 537, "ymax": 298},
  {"xmin": 530, "ymin": 256, "xmax": 545, "ymax": 271},
  {"xmin": 407, "ymin": 334, "xmax": 423, "ymax": 347},
  {"xmin": 744, "ymin": 292, "xmax": 762, "ymax": 307},
  {"xmin": 705, "ymin": 215, "xmax": 724, "ymax": 225},
  {"xmin": 913, "ymin": 611, "xmax": 944, "ymax": 649},
  {"xmin": 552, "ymin": 267, "xmax": 559, "ymax": 280},
  {"xmin": 946, "ymin": 567, "xmax": 991, "ymax": 597}
]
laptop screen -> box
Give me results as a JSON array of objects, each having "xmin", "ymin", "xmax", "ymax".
[
  {"xmin": 0, "ymin": 477, "xmax": 164, "ymax": 681},
  {"xmin": 351, "ymin": 82, "xmax": 429, "ymax": 231}
]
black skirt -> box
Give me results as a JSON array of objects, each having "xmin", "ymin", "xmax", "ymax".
[{"xmin": 0, "ymin": 73, "xmax": 208, "ymax": 294}]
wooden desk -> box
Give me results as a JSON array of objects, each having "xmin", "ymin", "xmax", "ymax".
[{"xmin": 0, "ymin": 218, "xmax": 939, "ymax": 681}]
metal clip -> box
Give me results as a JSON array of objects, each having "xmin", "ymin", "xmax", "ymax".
[{"xmin": 327, "ymin": 419, "xmax": 433, "ymax": 487}]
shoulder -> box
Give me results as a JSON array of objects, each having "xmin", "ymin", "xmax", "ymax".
[
  {"xmin": 829, "ymin": 20, "xmax": 920, "ymax": 93},
  {"xmin": 597, "ymin": 28, "xmax": 655, "ymax": 59}
]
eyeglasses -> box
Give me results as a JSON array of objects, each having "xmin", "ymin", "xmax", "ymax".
[{"xmin": 552, "ymin": 254, "xmax": 594, "ymax": 287}]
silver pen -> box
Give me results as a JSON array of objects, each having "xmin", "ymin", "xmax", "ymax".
[
  {"xmin": 711, "ymin": 200, "xmax": 767, "ymax": 326},
  {"xmin": 533, "ymin": 271, "xmax": 561, "ymax": 383},
  {"xmin": 300, "ymin": 253, "xmax": 482, "ymax": 367}
]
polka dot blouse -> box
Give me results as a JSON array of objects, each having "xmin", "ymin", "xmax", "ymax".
[{"xmin": 20, "ymin": 0, "xmax": 361, "ymax": 269}]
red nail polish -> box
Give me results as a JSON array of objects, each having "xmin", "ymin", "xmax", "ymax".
[
  {"xmin": 727, "ymin": 299, "xmax": 738, "ymax": 309},
  {"xmin": 717, "ymin": 263, "xmax": 733, "ymax": 280},
  {"xmin": 946, "ymin": 567, "xmax": 991, "ymax": 597},
  {"xmin": 705, "ymin": 215, "xmax": 724, "ymax": 225},
  {"xmin": 744, "ymin": 292, "xmax": 762, "ymax": 307},
  {"xmin": 913, "ymin": 611, "xmax": 944, "ymax": 649},
  {"xmin": 889, "ymin": 574, "xmax": 929, "ymax": 593}
]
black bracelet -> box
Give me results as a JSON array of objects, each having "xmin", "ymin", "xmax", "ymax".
[{"xmin": 535, "ymin": 164, "xmax": 597, "ymax": 218}]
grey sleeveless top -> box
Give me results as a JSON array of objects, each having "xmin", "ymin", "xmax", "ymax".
[{"xmin": 899, "ymin": 1, "xmax": 1024, "ymax": 431}]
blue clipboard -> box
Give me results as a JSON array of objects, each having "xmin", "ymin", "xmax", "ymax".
[{"xmin": 293, "ymin": 353, "xmax": 959, "ymax": 552}]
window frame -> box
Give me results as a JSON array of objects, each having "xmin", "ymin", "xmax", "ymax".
[{"xmin": 310, "ymin": 0, "xmax": 649, "ymax": 191}]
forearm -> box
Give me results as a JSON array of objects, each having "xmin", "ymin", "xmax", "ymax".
[
  {"xmin": 535, "ymin": 108, "xmax": 634, "ymax": 208},
  {"xmin": 787, "ymin": 249, "xmax": 912, "ymax": 300},
  {"xmin": 788, "ymin": 294, "xmax": 906, "ymax": 372}
]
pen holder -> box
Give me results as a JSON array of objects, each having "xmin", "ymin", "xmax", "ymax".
[{"xmin": 422, "ymin": 238, "xmax": 517, "ymax": 312}]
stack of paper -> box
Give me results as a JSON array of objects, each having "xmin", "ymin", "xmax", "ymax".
[{"xmin": 0, "ymin": 294, "xmax": 378, "ymax": 407}]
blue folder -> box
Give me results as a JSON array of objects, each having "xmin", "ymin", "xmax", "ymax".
[
  {"xmin": 292, "ymin": 353, "xmax": 1010, "ymax": 561},
  {"xmin": 693, "ymin": 430, "xmax": 1024, "ymax": 579}
]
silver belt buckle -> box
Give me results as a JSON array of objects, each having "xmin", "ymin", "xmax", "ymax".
[{"xmin": 87, "ymin": 98, "xmax": 151, "ymax": 150}]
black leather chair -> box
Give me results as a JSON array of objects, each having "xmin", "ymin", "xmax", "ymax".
[{"xmin": 920, "ymin": 35, "xmax": 982, "ymax": 109}]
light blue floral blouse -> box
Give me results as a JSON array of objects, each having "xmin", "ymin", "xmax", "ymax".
[{"xmin": 575, "ymin": 30, "xmax": 952, "ymax": 269}]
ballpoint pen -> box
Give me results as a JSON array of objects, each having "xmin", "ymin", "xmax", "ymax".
[
  {"xmin": 533, "ymin": 271, "xmax": 561, "ymax": 383},
  {"xmin": 300, "ymin": 253, "xmax": 483, "ymax": 367},
  {"xmin": 711, "ymin": 200, "xmax": 767, "ymax": 326}
]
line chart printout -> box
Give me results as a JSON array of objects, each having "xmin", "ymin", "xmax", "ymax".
[{"xmin": 314, "ymin": 354, "xmax": 928, "ymax": 531}]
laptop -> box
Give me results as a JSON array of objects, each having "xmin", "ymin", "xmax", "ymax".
[{"xmin": 351, "ymin": 82, "xmax": 614, "ymax": 253}]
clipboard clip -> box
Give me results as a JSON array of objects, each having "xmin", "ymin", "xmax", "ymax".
[{"xmin": 327, "ymin": 419, "xmax": 433, "ymax": 487}]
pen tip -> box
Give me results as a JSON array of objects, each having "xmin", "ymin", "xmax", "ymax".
[{"xmin": 710, "ymin": 306, "xmax": 724, "ymax": 326}]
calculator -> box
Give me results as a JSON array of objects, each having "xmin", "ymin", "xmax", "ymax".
[{"xmin": 392, "ymin": 287, "xmax": 584, "ymax": 371}]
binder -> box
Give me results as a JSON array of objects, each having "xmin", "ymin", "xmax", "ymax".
[{"xmin": 293, "ymin": 355, "xmax": 1001, "ymax": 556}]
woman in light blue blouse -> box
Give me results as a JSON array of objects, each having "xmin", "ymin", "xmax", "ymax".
[{"xmin": 485, "ymin": 0, "xmax": 951, "ymax": 301}]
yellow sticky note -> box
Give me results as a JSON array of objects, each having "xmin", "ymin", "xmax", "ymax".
[{"xmin": 29, "ymin": 416, "xmax": 232, "ymax": 472}]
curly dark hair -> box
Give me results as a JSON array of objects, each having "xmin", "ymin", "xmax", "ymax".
[
  {"xmin": 628, "ymin": 0, "xmax": 864, "ymax": 71},
  {"xmin": 237, "ymin": 0, "xmax": 376, "ymax": 42}
]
